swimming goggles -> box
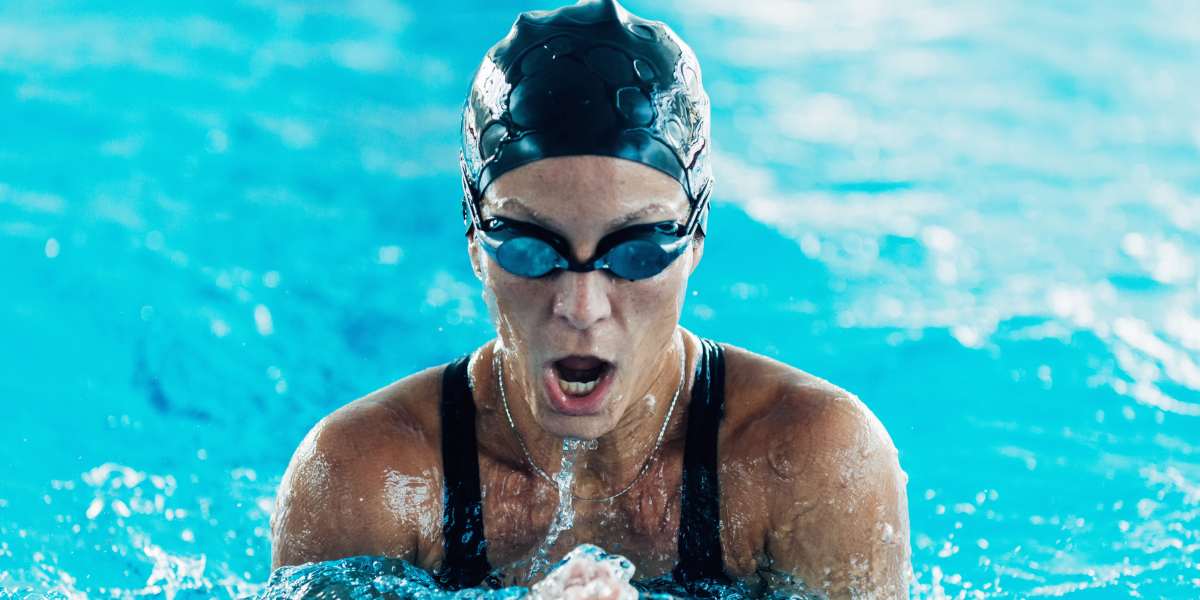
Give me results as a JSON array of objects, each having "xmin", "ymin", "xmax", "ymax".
[{"xmin": 472, "ymin": 206, "xmax": 704, "ymax": 281}]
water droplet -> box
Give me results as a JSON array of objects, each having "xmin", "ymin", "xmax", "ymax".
[
  {"xmin": 85, "ymin": 498, "xmax": 103, "ymax": 519},
  {"xmin": 544, "ymin": 36, "xmax": 574, "ymax": 57},
  {"xmin": 633, "ymin": 59, "xmax": 656, "ymax": 82},
  {"xmin": 254, "ymin": 304, "xmax": 274, "ymax": 336},
  {"xmin": 521, "ymin": 45, "xmax": 555, "ymax": 76}
]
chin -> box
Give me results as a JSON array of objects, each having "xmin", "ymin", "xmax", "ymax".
[{"xmin": 534, "ymin": 404, "xmax": 619, "ymax": 440}]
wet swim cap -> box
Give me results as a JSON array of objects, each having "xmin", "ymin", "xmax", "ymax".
[{"xmin": 459, "ymin": 0, "xmax": 713, "ymax": 231}]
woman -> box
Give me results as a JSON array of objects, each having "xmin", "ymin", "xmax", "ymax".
[{"xmin": 270, "ymin": 0, "xmax": 910, "ymax": 597}]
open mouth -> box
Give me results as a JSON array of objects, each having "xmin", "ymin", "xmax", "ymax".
[
  {"xmin": 553, "ymin": 356, "xmax": 613, "ymax": 396},
  {"xmin": 542, "ymin": 355, "xmax": 616, "ymax": 416}
]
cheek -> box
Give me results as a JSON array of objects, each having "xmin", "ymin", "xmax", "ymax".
[
  {"xmin": 622, "ymin": 264, "xmax": 690, "ymax": 317},
  {"xmin": 483, "ymin": 267, "xmax": 550, "ymax": 322},
  {"xmin": 484, "ymin": 275, "xmax": 547, "ymax": 356}
]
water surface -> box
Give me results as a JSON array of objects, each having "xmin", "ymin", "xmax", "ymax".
[{"xmin": 2, "ymin": 0, "xmax": 1198, "ymax": 597}]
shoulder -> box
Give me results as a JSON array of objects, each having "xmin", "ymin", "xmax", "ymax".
[
  {"xmin": 296, "ymin": 362, "xmax": 446, "ymax": 482},
  {"xmin": 270, "ymin": 362, "xmax": 450, "ymax": 568},
  {"xmin": 717, "ymin": 342, "xmax": 911, "ymax": 597},
  {"xmin": 719, "ymin": 342, "xmax": 882, "ymax": 465}
]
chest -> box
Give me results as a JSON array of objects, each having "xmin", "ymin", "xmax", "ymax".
[
  {"xmin": 477, "ymin": 454, "xmax": 684, "ymax": 583},
  {"xmin": 471, "ymin": 449, "xmax": 768, "ymax": 585}
]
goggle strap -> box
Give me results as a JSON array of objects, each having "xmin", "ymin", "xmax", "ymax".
[
  {"xmin": 684, "ymin": 181, "xmax": 712, "ymax": 236},
  {"xmin": 460, "ymin": 155, "xmax": 483, "ymax": 232}
]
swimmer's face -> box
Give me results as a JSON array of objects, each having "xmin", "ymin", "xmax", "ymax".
[{"xmin": 469, "ymin": 155, "xmax": 703, "ymax": 439}]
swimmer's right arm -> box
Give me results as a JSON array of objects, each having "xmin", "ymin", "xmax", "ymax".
[{"xmin": 270, "ymin": 399, "xmax": 442, "ymax": 570}]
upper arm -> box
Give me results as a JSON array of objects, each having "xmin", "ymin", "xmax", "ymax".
[
  {"xmin": 269, "ymin": 400, "xmax": 442, "ymax": 570},
  {"xmin": 764, "ymin": 389, "xmax": 911, "ymax": 599}
]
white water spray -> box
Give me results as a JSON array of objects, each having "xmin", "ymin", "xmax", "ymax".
[{"xmin": 527, "ymin": 437, "xmax": 595, "ymax": 580}]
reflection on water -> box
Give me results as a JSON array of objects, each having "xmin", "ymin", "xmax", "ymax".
[{"xmin": 1, "ymin": 0, "xmax": 1198, "ymax": 598}]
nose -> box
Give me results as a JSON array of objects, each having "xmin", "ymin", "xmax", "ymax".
[{"xmin": 552, "ymin": 270, "xmax": 612, "ymax": 331}]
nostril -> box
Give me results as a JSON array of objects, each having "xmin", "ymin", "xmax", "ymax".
[{"xmin": 552, "ymin": 272, "xmax": 612, "ymax": 329}]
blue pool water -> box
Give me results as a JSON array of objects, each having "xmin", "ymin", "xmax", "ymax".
[{"xmin": 2, "ymin": 0, "xmax": 1199, "ymax": 597}]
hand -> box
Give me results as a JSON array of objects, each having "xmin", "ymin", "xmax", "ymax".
[{"xmin": 530, "ymin": 544, "xmax": 638, "ymax": 600}]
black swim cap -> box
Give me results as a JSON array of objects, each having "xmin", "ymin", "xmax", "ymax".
[{"xmin": 459, "ymin": 0, "xmax": 713, "ymax": 232}]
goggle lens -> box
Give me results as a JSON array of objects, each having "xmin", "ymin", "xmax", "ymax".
[
  {"xmin": 605, "ymin": 240, "xmax": 673, "ymax": 280},
  {"xmin": 478, "ymin": 220, "xmax": 686, "ymax": 281},
  {"xmin": 495, "ymin": 237, "xmax": 562, "ymax": 278}
]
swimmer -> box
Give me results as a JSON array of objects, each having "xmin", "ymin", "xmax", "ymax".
[{"xmin": 270, "ymin": 0, "xmax": 911, "ymax": 597}]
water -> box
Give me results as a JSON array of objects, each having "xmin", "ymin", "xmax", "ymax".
[
  {"xmin": 2, "ymin": 0, "xmax": 1199, "ymax": 598},
  {"xmin": 529, "ymin": 545, "xmax": 638, "ymax": 600},
  {"xmin": 527, "ymin": 439, "xmax": 585, "ymax": 582}
]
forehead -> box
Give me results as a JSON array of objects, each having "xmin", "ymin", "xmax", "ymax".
[{"xmin": 481, "ymin": 155, "xmax": 689, "ymax": 229}]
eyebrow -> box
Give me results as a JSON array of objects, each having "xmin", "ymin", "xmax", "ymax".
[
  {"xmin": 608, "ymin": 204, "xmax": 675, "ymax": 228},
  {"xmin": 486, "ymin": 198, "xmax": 677, "ymax": 232}
]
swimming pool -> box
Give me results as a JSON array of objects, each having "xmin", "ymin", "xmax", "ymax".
[{"xmin": 1, "ymin": 0, "xmax": 1198, "ymax": 597}]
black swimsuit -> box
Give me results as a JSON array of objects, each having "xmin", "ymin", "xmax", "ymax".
[{"xmin": 434, "ymin": 337, "xmax": 731, "ymax": 591}]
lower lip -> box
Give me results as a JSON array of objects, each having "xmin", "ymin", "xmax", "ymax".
[{"xmin": 542, "ymin": 365, "xmax": 615, "ymax": 417}]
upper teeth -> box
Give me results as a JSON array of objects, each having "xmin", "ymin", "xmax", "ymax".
[{"xmin": 558, "ymin": 376, "xmax": 599, "ymax": 396}]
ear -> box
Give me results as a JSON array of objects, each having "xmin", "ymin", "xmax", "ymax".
[
  {"xmin": 466, "ymin": 227, "xmax": 484, "ymax": 281},
  {"xmin": 686, "ymin": 199, "xmax": 709, "ymax": 276},
  {"xmin": 688, "ymin": 231, "xmax": 705, "ymax": 276}
]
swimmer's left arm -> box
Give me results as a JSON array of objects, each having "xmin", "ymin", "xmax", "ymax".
[{"xmin": 764, "ymin": 390, "xmax": 912, "ymax": 599}]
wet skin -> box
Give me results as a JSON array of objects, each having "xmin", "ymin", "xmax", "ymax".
[{"xmin": 270, "ymin": 157, "xmax": 912, "ymax": 598}]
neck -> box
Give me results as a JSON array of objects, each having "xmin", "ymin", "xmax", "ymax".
[{"xmin": 476, "ymin": 329, "xmax": 695, "ymax": 499}]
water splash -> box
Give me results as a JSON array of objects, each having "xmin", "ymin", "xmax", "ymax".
[
  {"xmin": 255, "ymin": 555, "xmax": 528, "ymax": 600},
  {"xmin": 526, "ymin": 437, "xmax": 592, "ymax": 581},
  {"xmin": 529, "ymin": 544, "xmax": 638, "ymax": 600}
]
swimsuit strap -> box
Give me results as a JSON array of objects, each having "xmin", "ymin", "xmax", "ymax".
[
  {"xmin": 673, "ymin": 337, "xmax": 732, "ymax": 586},
  {"xmin": 434, "ymin": 353, "xmax": 494, "ymax": 590}
]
